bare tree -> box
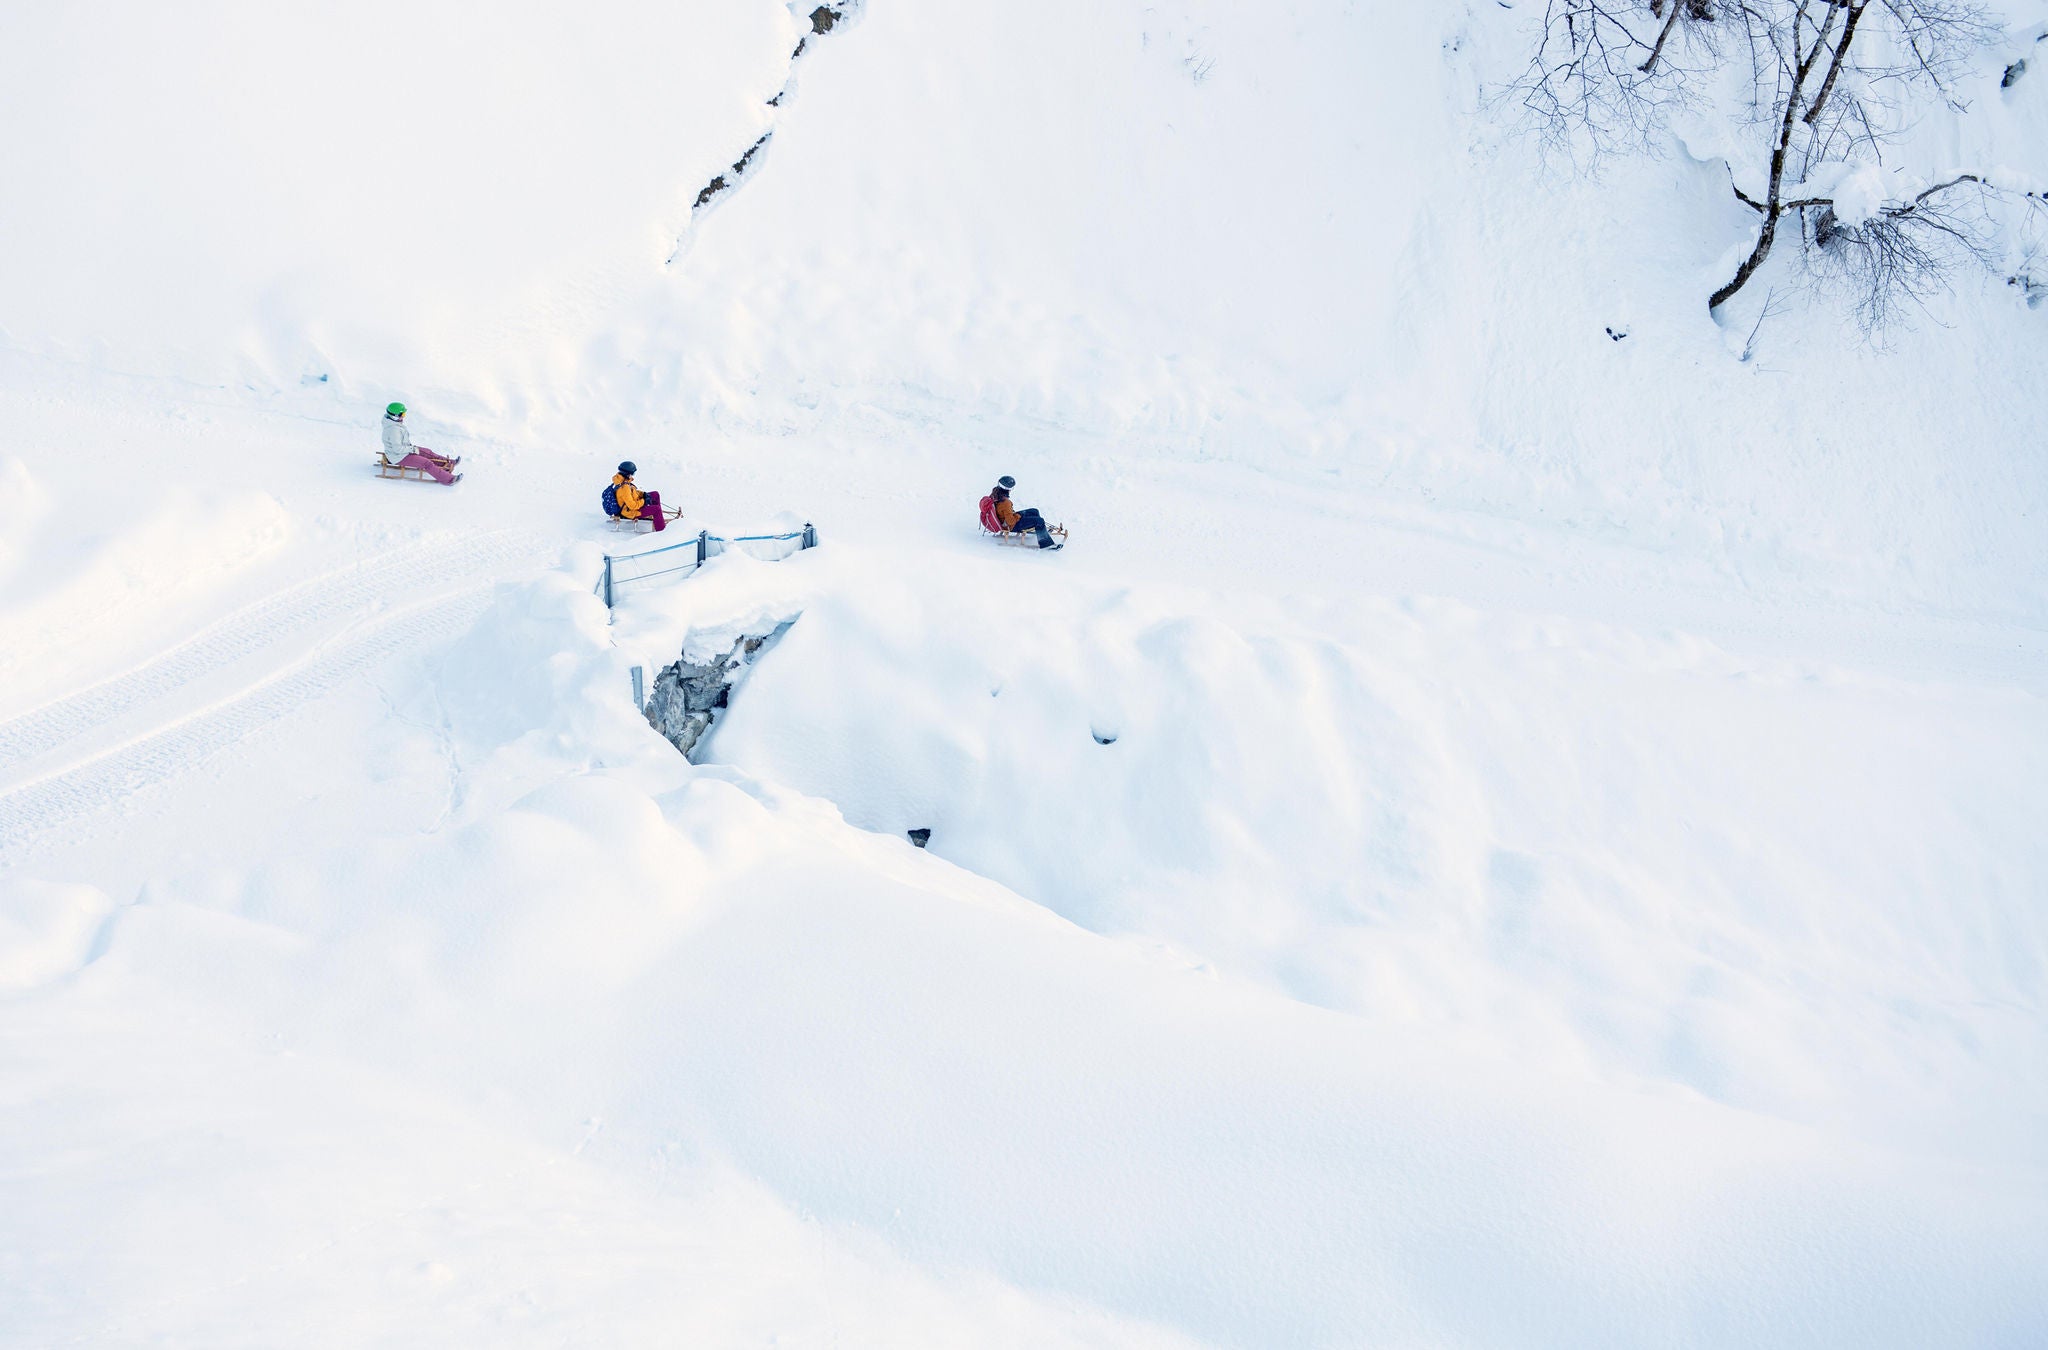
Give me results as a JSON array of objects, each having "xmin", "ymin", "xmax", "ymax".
[
  {"xmin": 1508, "ymin": 0, "xmax": 1716, "ymax": 157},
  {"xmin": 1506, "ymin": 0, "xmax": 2039, "ymax": 322}
]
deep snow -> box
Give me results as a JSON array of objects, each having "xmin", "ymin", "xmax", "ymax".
[{"xmin": 2, "ymin": 1, "xmax": 2046, "ymax": 1346}]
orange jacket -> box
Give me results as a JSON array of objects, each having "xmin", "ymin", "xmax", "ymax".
[
  {"xmin": 993, "ymin": 496, "xmax": 1020, "ymax": 530},
  {"xmin": 613, "ymin": 473, "xmax": 648, "ymax": 519}
]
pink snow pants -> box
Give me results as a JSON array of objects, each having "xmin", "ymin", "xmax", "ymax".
[
  {"xmin": 396, "ymin": 452, "xmax": 456, "ymax": 485},
  {"xmin": 637, "ymin": 489, "xmax": 666, "ymax": 531}
]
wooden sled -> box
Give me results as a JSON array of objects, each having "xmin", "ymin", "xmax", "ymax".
[
  {"xmin": 976, "ymin": 494, "xmax": 1065, "ymax": 549},
  {"xmin": 981, "ymin": 523, "xmax": 1067, "ymax": 548},
  {"xmin": 375, "ymin": 454, "xmax": 461, "ymax": 484},
  {"xmin": 606, "ymin": 506, "xmax": 685, "ymax": 532}
]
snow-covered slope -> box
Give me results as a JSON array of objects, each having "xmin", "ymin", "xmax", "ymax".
[
  {"xmin": 692, "ymin": 552, "xmax": 2048, "ymax": 1167},
  {"xmin": 2, "ymin": 1, "xmax": 2045, "ymax": 1345},
  {"xmin": 9, "ymin": 2, "xmax": 2045, "ymax": 612},
  {"xmin": 0, "ymin": 1, "xmax": 797, "ymax": 399}
]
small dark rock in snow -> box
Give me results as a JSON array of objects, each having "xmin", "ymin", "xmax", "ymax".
[
  {"xmin": 1605, "ymin": 326, "xmax": 1628, "ymax": 341},
  {"xmin": 811, "ymin": 6, "xmax": 841, "ymax": 34},
  {"xmin": 1092, "ymin": 730, "xmax": 1118, "ymax": 745},
  {"xmin": 2004, "ymin": 58, "xmax": 2027, "ymax": 89},
  {"xmin": 730, "ymin": 133, "xmax": 769, "ymax": 177},
  {"xmin": 908, "ymin": 828, "xmax": 932, "ymax": 849}
]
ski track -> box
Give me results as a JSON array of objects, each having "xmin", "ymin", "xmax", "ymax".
[
  {"xmin": 0, "ymin": 532, "xmax": 555, "ymax": 860},
  {"xmin": 0, "ymin": 530, "xmax": 546, "ymax": 770}
]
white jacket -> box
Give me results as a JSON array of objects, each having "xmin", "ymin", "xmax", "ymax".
[{"xmin": 380, "ymin": 415, "xmax": 415, "ymax": 461}]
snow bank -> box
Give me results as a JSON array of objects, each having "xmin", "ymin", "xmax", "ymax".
[
  {"xmin": 697, "ymin": 550, "xmax": 2048, "ymax": 1169},
  {"xmin": 0, "ymin": 456, "xmax": 46, "ymax": 580},
  {"xmin": 0, "ymin": 489, "xmax": 288, "ymax": 707},
  {"xmin": 7, "ymin": 559, "xmax": 2038, "ymax": 1346},
  {"xmin": 0, "ymin": 879, "xmax": 112, "ymax": 992},
  {"xmin": 2, "ymin": 901, "xmax": 1202, "ymax": 1348}
]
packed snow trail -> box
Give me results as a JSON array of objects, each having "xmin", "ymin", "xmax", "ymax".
[
  {"xmin": 0, "ymin": 530, "xmax": 545, "ymax": 770},
  {"xmin": 0, "ymin": 530, "xmax": 555, "ymax": 858}
]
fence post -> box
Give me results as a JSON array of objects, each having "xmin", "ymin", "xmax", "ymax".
[
  {"xmin": 601, "ymin": 555, "xmax": 613, "ymax": 612},
  {"xmin": 802, "ymin": 522, "xmax": 816, "ymax": 550},
  {"xmin": 630, "ymin": 664, "xmax": 645, "ymax": 709},
  {"xmin": 696, "ymin": 529, "xmax": 709, "ymax": 567}
]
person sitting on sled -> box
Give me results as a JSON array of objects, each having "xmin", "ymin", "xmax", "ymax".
[
  {"xmin": 606, "ymin": 461, "xmax": 672, "ymax": 532},
  {"xmin": 380, "ymin": 403, "xmax": 461, "ymax": 484},
  {"xmin": 989, "ymin": 475, "xmax": 1060, "ymax": 549}
]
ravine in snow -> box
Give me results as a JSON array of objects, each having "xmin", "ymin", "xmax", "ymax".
[{"xmin": 644, "ymin": 626, "xmax": 791, "ymax": 760}]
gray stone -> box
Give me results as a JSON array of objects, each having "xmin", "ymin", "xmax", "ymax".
[{"xmin": 644, "ymin": 625, "xmax": 790, "ymax": 761}]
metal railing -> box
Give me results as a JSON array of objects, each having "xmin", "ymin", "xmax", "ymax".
[{"xmin": 598, "ymin": 523, "xmax": 817, "ymax": 613}]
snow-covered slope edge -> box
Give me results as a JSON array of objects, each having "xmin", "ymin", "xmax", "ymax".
[
  {"xmin": 689, "ymin": 549, "xmax": 2048, "ymax": 1171},
  {"xmin": 6, "ymin": 555, "xmax": 2043, "ymax": 1347}
]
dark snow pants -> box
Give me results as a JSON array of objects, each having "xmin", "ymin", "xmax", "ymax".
[{"xmin": 1010, "ymin": 507, "xmax": 1053, "ymax": 547}]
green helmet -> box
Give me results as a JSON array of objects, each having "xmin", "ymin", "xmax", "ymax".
[{"xmin": 386, "ymin": 402, "xmax": 406, "ymax": 418}]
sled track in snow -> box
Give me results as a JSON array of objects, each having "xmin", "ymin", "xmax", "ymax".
[
  {"xmin": 0, "ymin": 532, "xmax": 554, "ymax": 858},
  {"xmin": 0, "ymin": 590, "xmax": 495, "ymax": 857},
  {"xmin": 0, "ymin": 531, "xmax": 544, "ymax": 770}
]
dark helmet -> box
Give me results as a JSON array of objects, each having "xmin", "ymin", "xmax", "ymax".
[
  {"xmin": 617, "ymin": 461, "xmax": 637, "ymax": 476},
  {"xmin": 997, "ymin": 475, "xmax": 1016, "ymax": 489}
]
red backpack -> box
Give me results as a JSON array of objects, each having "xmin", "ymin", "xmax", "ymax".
[{"xmin": 978, "ymin": 494, "xmax": 1003, "ymax": 532}]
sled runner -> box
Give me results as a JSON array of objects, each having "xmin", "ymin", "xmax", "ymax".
[
  {"xmin": 606, "ymin": 505, "xmax": 685, "ymax": 531},
  {"xmin": 982, "ymin": 522, "xmax": 1067, "ymax": 547}
]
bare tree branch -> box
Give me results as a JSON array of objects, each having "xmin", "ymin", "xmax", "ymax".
[
  {"xmin": 1501, "ymin": 0, "xmax": 2015, "ymax": 323},
  {"xmin": 1641, "ymin": 1, "xmax": 1688, "ymax": 71},
  {"xmin": 1803, "ymin": 0, "xmax": 1867, "ymax": 123}
]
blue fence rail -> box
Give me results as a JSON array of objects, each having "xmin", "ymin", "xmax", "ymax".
[{"xmin": 598, "ymin": 524, "xmax": 817, "ymax": 613}]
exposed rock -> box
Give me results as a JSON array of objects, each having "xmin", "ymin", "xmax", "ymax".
[
  {"xmin": 693, "ymin": 132, "xmax": 772, "ymax": 210},
  {"xmin": 644, "ymin": 627, "xmax": 787, "ymax": 761},
  {"xmin": 907, "ymin": 828, "xmax": 932, "ymax": 849},
  {"xmin": 671, "ymin": 1, "xmax": 862, "ymax": 258}
]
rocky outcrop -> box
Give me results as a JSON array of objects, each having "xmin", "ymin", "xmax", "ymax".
[
  {"xmin": 670, "ymin": 2, "xmax": 865, "ymax": 258},
  {"xmin": 693, "ymin": 133, "xmax": 772, "ymax": 210},
  {"xmin": 644, "ymin": 626, "xmax": 789, "ymax": 760}
]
